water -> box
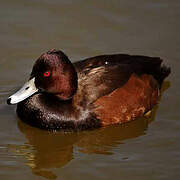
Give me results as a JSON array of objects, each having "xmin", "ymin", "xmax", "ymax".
[{"xmin": 0, "ymin": 0, "xmax": 179, "ymax": 179}]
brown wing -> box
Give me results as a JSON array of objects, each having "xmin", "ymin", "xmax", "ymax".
[
  {"xmin": 73, "ymin": 65, "xmax": 132, "ymax": 108},
  {"xmin": 93, "ymin": 74, "xmax": 159, "ymax": 126}
]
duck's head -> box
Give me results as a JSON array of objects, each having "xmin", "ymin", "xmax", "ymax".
[{"xmin": 7, "ymin": 49, "xmax": 78, "ymax": 104}]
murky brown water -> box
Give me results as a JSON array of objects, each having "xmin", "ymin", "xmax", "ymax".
[{"xmin": 0, "ymin": 0, "xmax": 179, "ymax": 179}]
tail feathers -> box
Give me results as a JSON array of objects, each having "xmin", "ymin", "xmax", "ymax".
[
  {"xmin": 132, "ymin": 56, "xmax": 171, "ymax": 86},
  {"xmin": 158, "ymin": 64, "xmax": 171, "ymax": 85}
]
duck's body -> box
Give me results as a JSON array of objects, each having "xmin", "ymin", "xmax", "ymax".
[{"xmin": 8, "ymin": 50, "xmax": 170, "ymax": 131}]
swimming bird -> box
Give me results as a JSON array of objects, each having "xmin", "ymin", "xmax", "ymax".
[{"xmin": 7, "ymin": 49, "xmax": 170, "ymax": 131}]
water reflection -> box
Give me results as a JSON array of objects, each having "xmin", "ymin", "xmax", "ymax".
[
  {"xmin": 10, "ymin": 113, "xmax": 154, "ymax": 179},
  {"xmin": 8, "ymin": 82, "xmax": 170, "ymax": 179}
]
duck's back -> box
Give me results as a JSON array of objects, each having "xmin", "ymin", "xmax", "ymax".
[{"xmin": 73, "ymin": 54, "xmax": 170, "ymax": 106}]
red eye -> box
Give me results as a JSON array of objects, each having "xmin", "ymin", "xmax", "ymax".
[{"xmin": 44, "ymin": 71, "xmax": 50, "ymax": 77}]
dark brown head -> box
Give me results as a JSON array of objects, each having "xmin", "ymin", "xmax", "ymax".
[
  {"xmin": 31, "ymin": 49, "xmax": 78, "ymax": 100},
  {"xmin": 7, "ymin": 49, "xmax": 78, "ymax": 104}
]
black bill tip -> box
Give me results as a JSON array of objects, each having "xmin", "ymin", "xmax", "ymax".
[{"xmin": 7, "ymin": 98, "xmax": 12, "ymax": 105}]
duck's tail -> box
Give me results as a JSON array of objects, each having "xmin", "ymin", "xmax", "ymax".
[
  {"xmin": 130, "ymin": 55, "xmax": 171, "ymax": 87},
  {"xmin": 158, "ymin": 62, "xmax": 171, "ymax": 85},
  {"xmin": 160, "ymin": 64, "xmax": 171, "ymax": 79}
]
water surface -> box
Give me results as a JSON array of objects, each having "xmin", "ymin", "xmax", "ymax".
[{"xmin": 0, "ymin": 0, "xmax": 179, "ymax": 179}]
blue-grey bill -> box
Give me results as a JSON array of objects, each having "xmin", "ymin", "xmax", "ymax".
[{"xmin": 8, "ymin": 77, "xmax": 38, "ymax": 104}]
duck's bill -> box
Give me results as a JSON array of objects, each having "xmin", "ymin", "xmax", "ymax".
[{"xmin": 7, "ymin": 77, "xmax": 38, "ymax": 105}]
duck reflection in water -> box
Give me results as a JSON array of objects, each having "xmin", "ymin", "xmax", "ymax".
[
  {"xmin": 8, "ymin": 82, "xmax": 170, "ymax": 180},
  {"xmin": 10, "ymin": 109, "xmax": 155, "ymax": 179}
]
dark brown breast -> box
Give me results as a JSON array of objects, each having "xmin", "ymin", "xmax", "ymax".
[{"xmin": 93, "ymin": 74, "xmax": 159, "ymax": 126}]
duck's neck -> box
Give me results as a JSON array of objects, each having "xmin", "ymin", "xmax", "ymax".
[
  {"xmin": 56, "ymin": 69, "xmax": 78, "ymax": 101},
  {"xmin": 56, "ymin": 91, "xmax": 75, "ymax": 100}
]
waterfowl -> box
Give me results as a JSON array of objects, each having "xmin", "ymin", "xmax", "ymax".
[{"xmin": 7, "ymin": 49, "xmax": 170, "ymax": 131}]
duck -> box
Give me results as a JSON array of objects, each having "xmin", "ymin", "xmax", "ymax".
[{"xmin": 7, "ymin": 49, "xmax": 170, "ymax": 131}]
